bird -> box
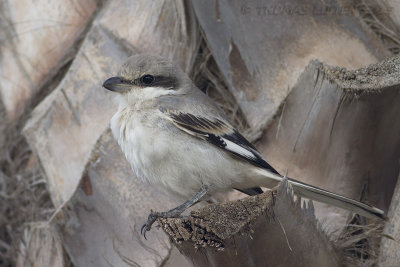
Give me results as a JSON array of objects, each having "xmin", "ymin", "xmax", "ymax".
[{"xmin": 102, "ymin": 54, "xmax": 385, "ymax": 238}]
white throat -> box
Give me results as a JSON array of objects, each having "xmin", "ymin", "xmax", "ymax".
[{"xmin": 114, "ymin": 86, "xmax": 178, "ymax": 110}]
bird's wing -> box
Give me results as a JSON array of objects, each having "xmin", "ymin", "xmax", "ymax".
[{"xmin": 163, "ymin": 111, "xmax": 279, "ymax": 175}]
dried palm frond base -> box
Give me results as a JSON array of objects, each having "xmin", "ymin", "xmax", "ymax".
[
  {"xmin": 158, "ymin": 179, "xmax": 386, "ymax": 266},
  {"xmin": 157, "ymin": 180, "xmax": 341, "ymax": 267}
]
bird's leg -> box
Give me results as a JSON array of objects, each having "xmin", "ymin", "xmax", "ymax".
[{"xmin": 141, "ymin": 184, "xmax": 209, "ymax": 238}]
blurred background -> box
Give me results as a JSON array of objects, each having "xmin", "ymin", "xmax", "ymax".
[{"xmin": 0, "ymin": 0, "xmax": 400, "ymax": 266}]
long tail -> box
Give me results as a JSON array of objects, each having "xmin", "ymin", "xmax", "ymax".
[{"xmin": 253, "ymin": 169, "xmax": 385, "ymax": 219}]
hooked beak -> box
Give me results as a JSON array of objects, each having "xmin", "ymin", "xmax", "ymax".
[{"xmin": 102, "ymin": 77, "xmax": 131, "ymax": 92}]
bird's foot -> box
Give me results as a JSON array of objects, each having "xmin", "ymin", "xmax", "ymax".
[
  {"xmin": 140, "ymin": 209, "xmax": 183, "ymax": 239},
  {"xmin": 140, "ymin": 185, "xmax": 209, "ymax": 239},
  {"xmin": 141, "ymin": 210, "xmax": 160, "ymax": 239}
]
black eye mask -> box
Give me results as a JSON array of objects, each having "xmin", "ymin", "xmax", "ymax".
[{"xmin": 103, "ymin": 74, "xmax": 179, "ymax": 92}]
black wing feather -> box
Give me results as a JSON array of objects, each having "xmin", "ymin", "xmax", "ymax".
[
  {"xmin": 222, "ymin": 130, "xmax": 280, "ymax": 175},
  {"xmin": 235, "ymin": 187, "xmax": 264, "ymax": 196}
]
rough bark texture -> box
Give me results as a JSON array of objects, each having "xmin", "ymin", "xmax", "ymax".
[
  {"xmin": 257, "ymin": 56, "xmax": 400, "ymax": 232},
  {"xmin": 159, "ymin": 180, "xmax": 339, "ymax": 267}
]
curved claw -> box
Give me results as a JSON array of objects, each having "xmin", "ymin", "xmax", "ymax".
[
  {"xmin": 140, "ymin": 211, "xmax": 158, "ymax": 239},
  {"xmin": 140, "ymin": 224, "xmax": 148, "ymax": 240}
]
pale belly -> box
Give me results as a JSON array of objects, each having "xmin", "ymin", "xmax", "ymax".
[{"xmin": 110, "ymin": 111, "xmax": 250, "ymax": 198}]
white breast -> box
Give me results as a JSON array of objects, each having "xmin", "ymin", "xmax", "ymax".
[
  {"xmin": 111, "ymin": 108, "xmax": 159, "ymax": 183},
  {"xmin": 109, "ymin": 94, "xmax": 255, "ymax": 198}
]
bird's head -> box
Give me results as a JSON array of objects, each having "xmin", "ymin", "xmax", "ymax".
[{"xmin": 103, "ymin": 54, "xmax": 188, "ymax": 101}]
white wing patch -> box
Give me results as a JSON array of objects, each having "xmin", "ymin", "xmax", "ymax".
[{"xmin": 222, "ymin": 137, "xmax": 258, "ymax": 161}]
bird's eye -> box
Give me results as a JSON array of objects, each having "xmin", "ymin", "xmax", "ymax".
[{"xmin": 141, "ymin": 75, "xmax": 154, "ymax": 85}]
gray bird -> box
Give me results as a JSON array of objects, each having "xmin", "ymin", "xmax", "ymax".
[{"xmin": 103, "ymin": 54, "xmax": 384, "ymax": 238}]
